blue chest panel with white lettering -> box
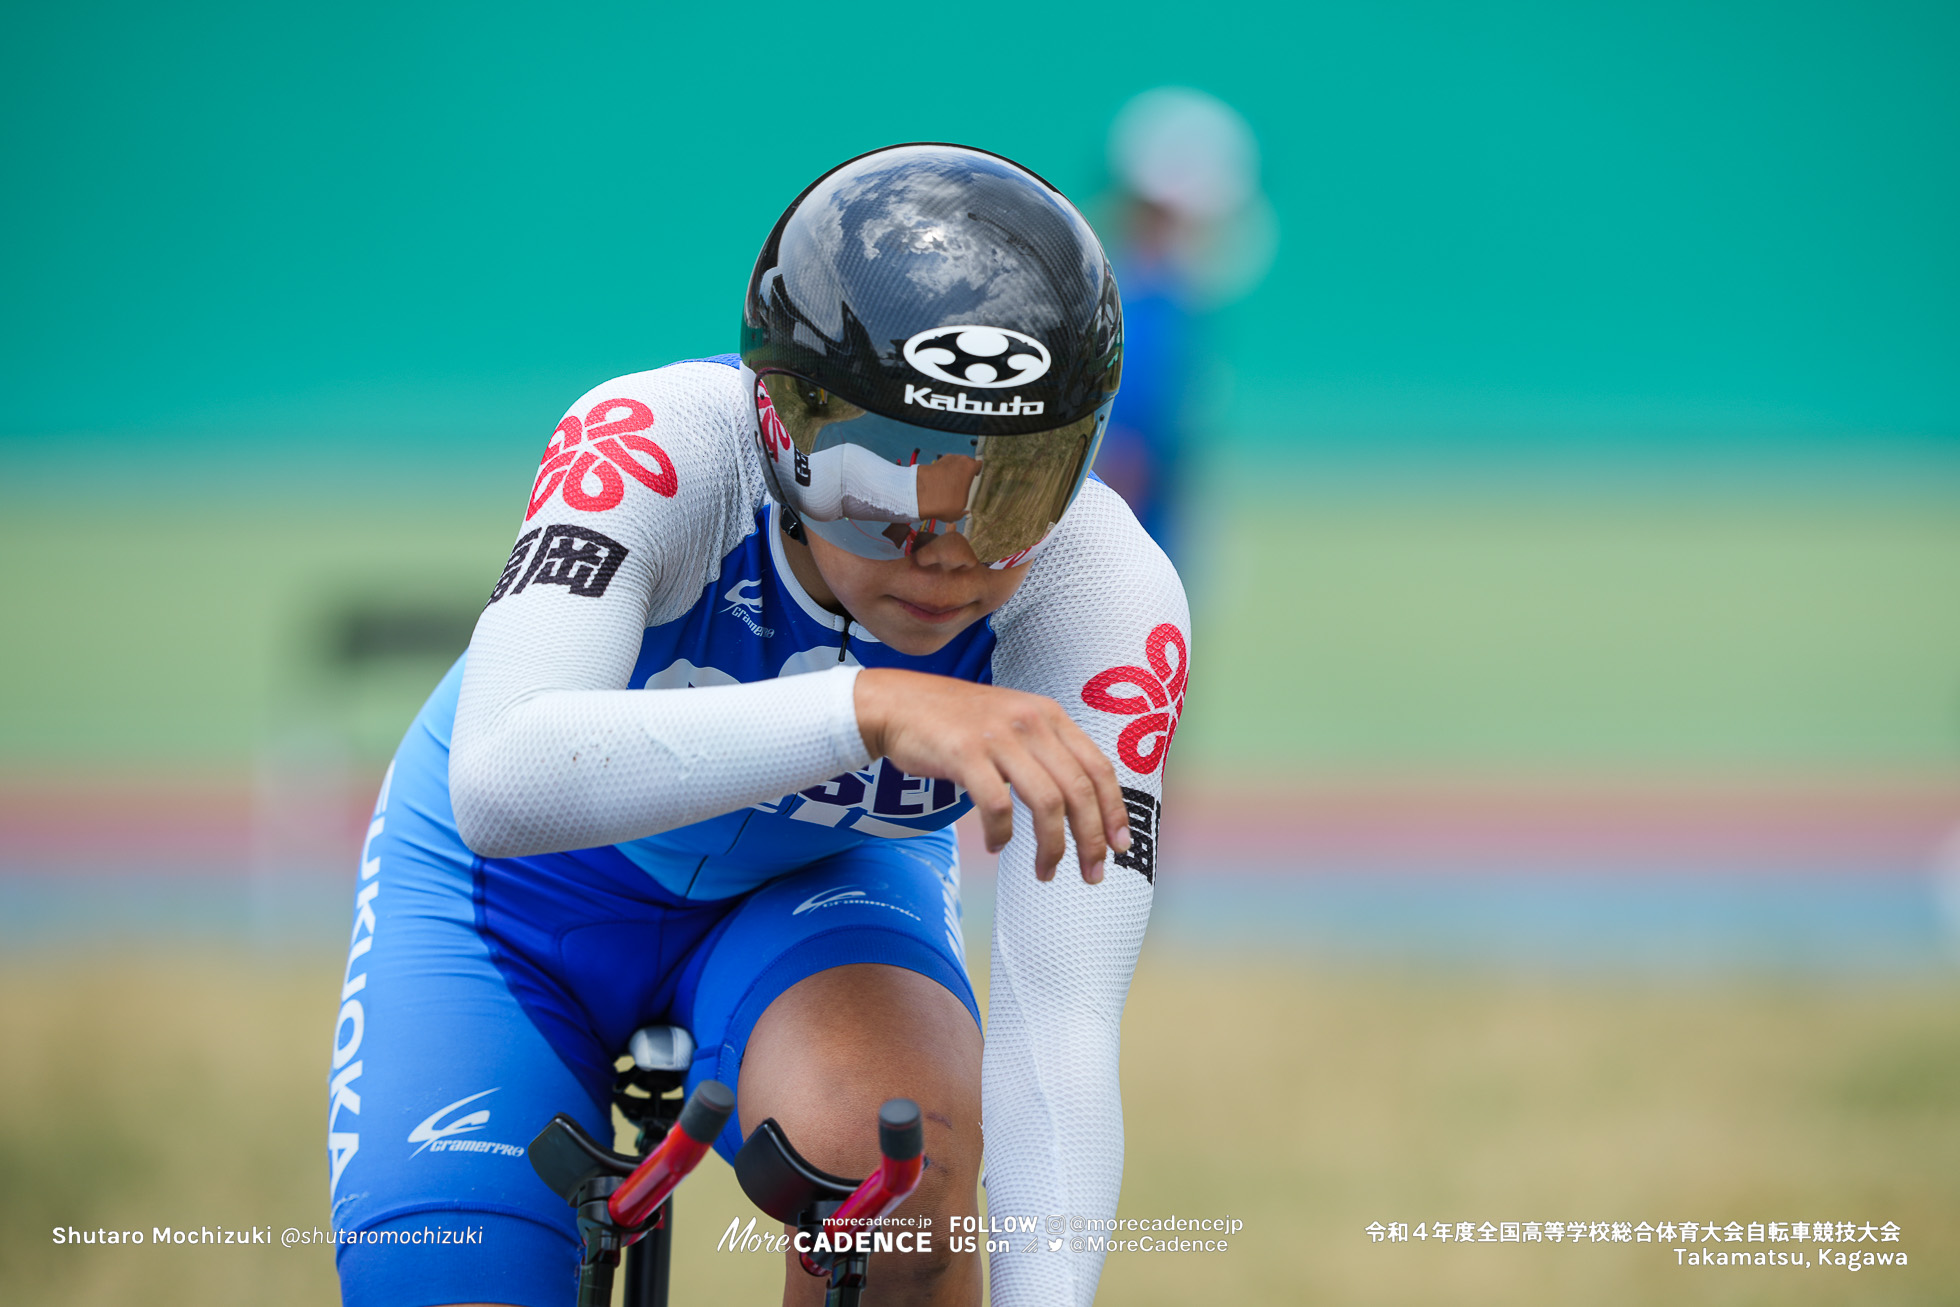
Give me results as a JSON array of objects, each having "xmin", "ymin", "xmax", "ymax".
[{"xmin": 610, "ymin": 504, "xmax": 995, "ymax": 899}]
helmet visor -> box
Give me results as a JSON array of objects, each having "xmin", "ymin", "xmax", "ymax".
[{"xmin": 752, "ymin": 369, "xmax": 1107, "ymax": 567}]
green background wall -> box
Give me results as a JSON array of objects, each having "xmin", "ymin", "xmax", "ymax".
[
  {"xmin": 4, "ymin": 0, "xmax": 1957, "ymax": 773},
  {"xmin": 8, "ymin": 0, "xmax": 1955, "ymax": 448}
]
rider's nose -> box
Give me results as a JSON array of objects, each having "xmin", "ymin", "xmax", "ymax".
[{"xmin": 909, "ymin": 530, "xmax": 981, "ymax": 570}]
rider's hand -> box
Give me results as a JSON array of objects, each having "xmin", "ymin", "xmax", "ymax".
[
  {"xmin": 915, "ymin": 454, "xmax": 979, "ymax": 521},
  {"xmin": 854, "ymin": 668, "xmax": 1133, "ymax": 883}
]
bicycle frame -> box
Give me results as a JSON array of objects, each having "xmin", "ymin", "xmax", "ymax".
[{"xmin": 528, "ymin": 1027, "xmax": 731, "ymax": 1307}]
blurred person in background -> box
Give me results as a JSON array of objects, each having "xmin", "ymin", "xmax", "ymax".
[{"xmin": 1098, "ymin": 88, "xmax": 1278, "ymax": 565}]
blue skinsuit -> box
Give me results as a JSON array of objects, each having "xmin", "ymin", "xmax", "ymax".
[{"xmin": 328, "ymin": 358, "xmax": 988, "ymax": 1307}]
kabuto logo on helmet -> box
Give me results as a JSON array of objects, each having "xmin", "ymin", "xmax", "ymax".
[{"xmin": 902, "ymin": 326, "xmax": 1051, "ymax": 388}]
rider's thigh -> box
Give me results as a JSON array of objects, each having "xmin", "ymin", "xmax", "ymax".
[
  {"xmin": 676, "ymin": 830, "xmax": 978, "ymax": 1161},
  {"xmin": 329, "ymin": 737, "xmax": 600, "ymax": 1307}
]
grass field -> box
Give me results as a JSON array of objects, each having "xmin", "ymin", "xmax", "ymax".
[
  {"xmin": 3, "ymin": 488, "xmax": 1957, "ymax": 773},
  {"xmin": 2, "ymin": 946, "xmax": 1954, "ymax": 1305},
  {"xmin": 1184, "ymin": 491, "xmax": 1960, "ymax": 772}
]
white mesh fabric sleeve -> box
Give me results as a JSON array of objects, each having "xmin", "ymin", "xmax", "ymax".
[
  {"xmin": 798, "ymin": 443, "xmax": 921, "ymax": 522},
  {"xmin": 449, "ymin": 362, "xmax": 871, "ymax": 858},
  {"xmin": 981, "ymin": 480, "xmax": 1189, "ymax": 1306}
]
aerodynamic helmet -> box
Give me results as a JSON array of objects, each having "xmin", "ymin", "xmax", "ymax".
[{"xmin": 741, "ymin": 143, "xmax": 1123, "ymax": 567}]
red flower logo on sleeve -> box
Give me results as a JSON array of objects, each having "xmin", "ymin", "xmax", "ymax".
[
  {"xmin": 526, "ymin": 397, "xmax": 679, "ymax": 520},
  {"xmin": 756, "ymin": 378, "xmax": 793, "ymax": 457},
  {"xmin": 1081, "ymin": 622, "xmax": 1189, "ymax": 774}
]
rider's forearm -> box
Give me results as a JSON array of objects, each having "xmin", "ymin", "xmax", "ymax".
[
  {"xmin": 450, "ymin": 664, "xmax": 869, "ymax": 859},
  {"xmin": 975, "ymin": 482, "xmax": 1180, "ymax": 1302},
  {"xmin": 982, "ymin": 807, "xmax": 1152, "ymax": 1307}
]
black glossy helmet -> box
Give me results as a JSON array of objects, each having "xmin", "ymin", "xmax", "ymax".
[{"xmin": 741, "ymin": 143, "xmax": 1122, "ymax": 567}]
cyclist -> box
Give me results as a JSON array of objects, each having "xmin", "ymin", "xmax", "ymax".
[{"xmin": 326, "ymin": 143, "xmax": 1189, "ymax": 1307}]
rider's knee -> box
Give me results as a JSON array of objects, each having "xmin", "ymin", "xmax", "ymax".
[{"xmin": 743, "ymin": 964, "xmax": 983, "ymax": 1185}]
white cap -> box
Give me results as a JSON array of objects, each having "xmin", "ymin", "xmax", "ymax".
[{"xmin": 1109, "ymin": 87, "xmax": 1261, "ymax": 222}]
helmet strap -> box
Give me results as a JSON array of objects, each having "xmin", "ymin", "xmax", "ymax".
[{"xmin": 780, "ymin": 502, "xmax": 809, "ymax": 545}]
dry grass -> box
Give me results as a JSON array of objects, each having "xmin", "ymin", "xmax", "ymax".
[
  {"xmin": 1102, "ymin": 951, "xmax": 1959, "ymax": 1305},
  {"xmin": 1, "ymin": 948, "xmax": 1954, "ymax": 1305}
]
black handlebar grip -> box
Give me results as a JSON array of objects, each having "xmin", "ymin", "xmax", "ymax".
[
  {"xmin": 678, "ymin": 1080, "xmax": 736, "ymax": 1143},
  {"xmin": 878, "ymin": 1098, "xmax": 923, "ymax": 1161}
]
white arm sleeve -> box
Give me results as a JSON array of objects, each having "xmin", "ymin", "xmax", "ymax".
[
  {"xmin": 798, "ymin": 443, "xmax": 921, "ymax": 522},
  {"xmin": 981, "ymin": 481, "xmax": 1190, "ymax": 1306},
  {"xmin": 449, "ymin": 362, "xmax": 872, "ymax": 859}
]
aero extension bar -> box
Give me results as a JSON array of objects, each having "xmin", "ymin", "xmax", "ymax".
[
  {"xmin": 735, "ymin": 1098, "xmax": 927, "ymax": 1306},
  {"xmin": 530, "ymin": 1019, "xmax": 928, "ymax": 1307}
]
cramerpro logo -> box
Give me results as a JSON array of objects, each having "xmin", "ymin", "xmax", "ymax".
[
  {"xmin": 792, "ymin": 887, "xmax": 922, "ymax": 922},
  {"xmin": 722, "ymin": 579, "xmax": 773, "ymax": 638},
  {"xmin": 794, "ymin": 888, "xmax": 867, "ymax": 915},
  {"xmin": 902, "ymin": 326, "xmax": 1050, "ymax": 388},
  {"xmin": 408, "ymin": 1090, "xmax": 523, "ymax": 1158}
]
